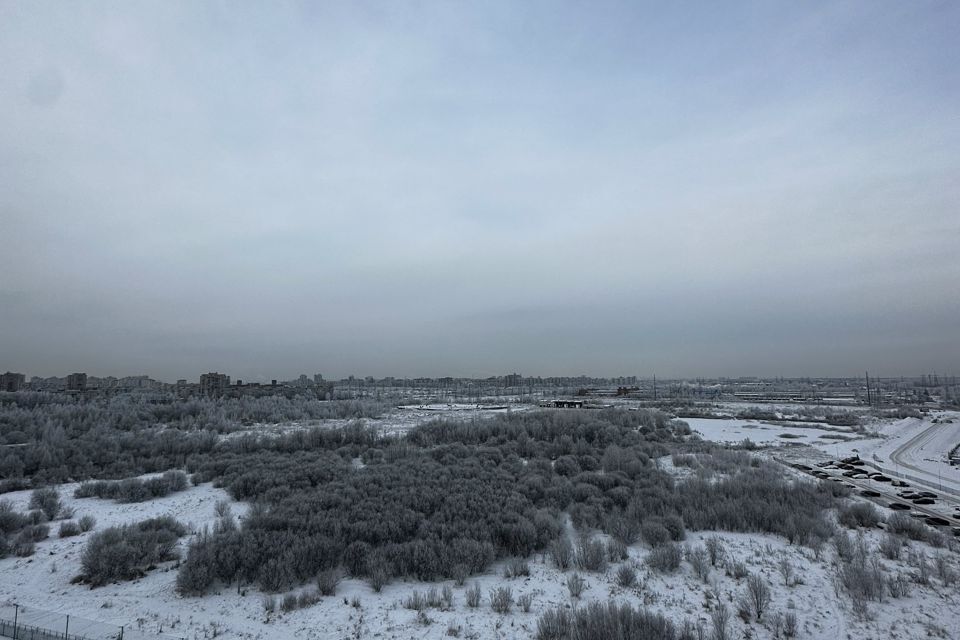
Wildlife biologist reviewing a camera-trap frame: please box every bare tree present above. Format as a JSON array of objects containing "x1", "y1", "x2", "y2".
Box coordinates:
[
  {"x1": 746, "y1": 574, "x2": 772, "y2": 621},
  {"x1": 778, "y1": 557, "x2": 793, "y2": 586}
]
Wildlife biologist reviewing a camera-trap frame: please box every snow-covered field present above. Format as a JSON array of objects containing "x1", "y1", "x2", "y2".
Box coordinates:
[
  {"x1": 3, "y1": 478, "x2": 960, "y2": 640},
  {"x1": 681, "y1": 417, "x2": 858, "y2": 446},
  {"x1": 3, "y1": 408, "x2": 960, "y2": 640},
  {"x1": 226, "y1": 404, "x2": 533, "y2": 440}
]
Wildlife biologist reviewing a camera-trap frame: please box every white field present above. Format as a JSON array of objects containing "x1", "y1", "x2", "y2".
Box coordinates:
[
  {"x1": 2, "y1": 476, "x2": 960, "y2": 640},
  {"x1": 681, "y1": 417, "x2": 858, "y2": 446},
  {"x1": 3, "y1": 409, "x2": 960, "y2": 639}
]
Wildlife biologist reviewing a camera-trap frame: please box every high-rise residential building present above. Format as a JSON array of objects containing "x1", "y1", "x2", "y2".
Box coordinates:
[
  {"x1": 66, "y1": 372, "x2": 87, "y2": 392},
  {"x1": 199, "y1": 372, "x2": 230, "y2": 397},
  {"x1": 0, "y1": 372, "x2": 26, "y2": 392}
]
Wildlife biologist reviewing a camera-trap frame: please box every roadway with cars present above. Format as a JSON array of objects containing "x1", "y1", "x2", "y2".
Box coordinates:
[{"x1": 782, "y1": 458, "x2": 960, "y2": 534}]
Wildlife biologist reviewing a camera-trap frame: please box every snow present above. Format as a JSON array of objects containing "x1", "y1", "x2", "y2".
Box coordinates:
[
  {"x1": 681, "y1": 417, "x2": 858, "y2": 446},
  {"x1": 4, "y1": 478, "x2": 960, "y2": 640}
]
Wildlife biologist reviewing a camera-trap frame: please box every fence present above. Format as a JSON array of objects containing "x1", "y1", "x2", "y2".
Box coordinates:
[{"x1": 0, "y1": 605, "x2": 184, "y2": 640}]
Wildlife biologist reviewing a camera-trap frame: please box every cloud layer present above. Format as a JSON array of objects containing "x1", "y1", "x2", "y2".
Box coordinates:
[{"x1": 1, "y1": 1, "x2": 958, "y2": 380}]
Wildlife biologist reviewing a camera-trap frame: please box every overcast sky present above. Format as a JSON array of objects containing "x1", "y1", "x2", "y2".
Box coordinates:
[{"x1": 1, "y1": 1, "x2": 958, "y2": 381}]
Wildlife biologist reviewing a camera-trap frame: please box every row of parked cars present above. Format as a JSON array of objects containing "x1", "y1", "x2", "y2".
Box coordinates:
[{"x1": 789, "y1": 456, "x2": 960, "y2": 536}]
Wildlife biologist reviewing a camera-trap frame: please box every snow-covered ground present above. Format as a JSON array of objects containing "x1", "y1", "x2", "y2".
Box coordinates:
[
  {"x1": 794, "y1": 411, "x2": 960, "y2": 500},
  {"x1": 224, "y1": 404, "x2": 534, "y2": 440},
  {"x1": 682, "y1": 417, "x2": 858, "y2": 446},
  {"x1": 3, "y1": 479, "x2": 960, "y2": 640}
]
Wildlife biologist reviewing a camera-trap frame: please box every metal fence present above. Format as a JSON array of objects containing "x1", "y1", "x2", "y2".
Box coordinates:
[{"x1": 0, "y1": 606, "x2": 183, "y2": 640}]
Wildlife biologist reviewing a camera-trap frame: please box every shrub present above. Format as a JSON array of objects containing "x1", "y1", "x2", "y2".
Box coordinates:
[
  {"x1": 518, "y1": 592, "x2": 534, "y2": 613},
  {"x1": 29, "y1": 488, "x2": 60, "y2": 520},
  {"x1": 21, "y1": 523, "x2": 49, "y2": 542},
  {"x1": 14, "y1": 541, "x2": 35, "y2": 557},
  {"x1": 465, "y1": 582, "x2": 481, "y2": 608},
  {"x1": 783, "y1": 611, "x2": 797, "y2": 638},
  {"x1": 616, "y1": 564, "x2": 637, "y2": 588},
  {"x1": 606, "y1": 539, "x2": 628, "y2": 562},
  {"x1": 78, "y1": 515, "x2": 96, "y2": 532},
  {"x1": 280, "y1": 593, "x2": 298, "y2": 612},
  {"x1": 298, "y1": 589, "x2": 320, "y2": 608},
  {"x1": 262, "y1": 595, "x2": 276, "y2": 614},
  {"x1": 549, "y1": 537, "x2": 573, "y2": 570},
  {"x1": 403, "y1": 590, "x2": 427, "y2": 611},
  {"x1": 59, "y1": 521, "x2": 81, "y2": 538},
  {"x1": 536, "y1": 601, "x2": 682, "y2": 640},
  {"x1": 838, "y1": 503, "x2": 881, "y2": 529},
  {"x1": 879, "y1": 533, "x2": 902, "y2": 560},
  {"x1": 81, "y1": 517, "x2": 187, "y2": 586},
  {"x1": 647, "y1": 543, "x2": 682, "y2": 573},
  {"x1": 316, "y1": 568, "x2": 341, "y2": 596},
  {"x1": 705, "y1": 536, "x2": 724, "y2": 567},
  {"x1": 710, "y1": 603, "x2": 730, "y2": 640},
  {"x1": 368, "y1": 565, "x2": 389, "y2": 592},
  {"x1": 575, "y1": 537, "x2": 608, "y2": 572},
  {"x1": 725, "y1": 560, "x2": 748, "y2": 580},
  {"x1": 504, "y1": 557, "x2": 530, "y2": 578},
  {"x1": 490, "y1": 586, "x2": 513, "y2": 614},
  {"x1": 566, "y1": 573, "x2": 586, "y2": 598},
  {"x1": 640, "y1": 521, "x2": 671, "y2": 548},
  {"x1": 687, "y1": 545, "x2": 710, "y2": 582},
  {"x1": 887, "y1": 513, "x2": 934, "y2": 542}
]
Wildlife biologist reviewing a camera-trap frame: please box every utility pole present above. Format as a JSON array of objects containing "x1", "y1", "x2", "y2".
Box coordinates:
[{"x1": 866, "y1": 371, "x2": 872, "y2": 406}]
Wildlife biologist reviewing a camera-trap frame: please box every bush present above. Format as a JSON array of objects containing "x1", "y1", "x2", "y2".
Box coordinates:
[
  {"x1": 575, "y1": 537, "x2": 608, "y2": 572},
  {"x1": 640, "y1": 521, "x2": 671, "y2": 548},
  {"x1": 368, "y1": 564, "x2": 389, "y2": 592},
  {"x1": 887, "y1": 513, "x2": 935, "y2": 542},
  {"x1": 879, "y1": 532, "x2": 902, "y2": 560},
  {"x1": 465, "y1": 582, "x2": 482, "y2": 608},
  {"x1": 490, "y1": 586, "x2": 513, "y2": 614},
  {"x1": 75, "y1": 471, "x2": 190, "y2": 504},
  {"x1": 687, "y1": 545, "x2": 710, "y2": 582},
  {"x1": 566, "y1": 573, "x2": 586, "y2": 598},
  {"x1": 606, "y1": 539, "x2": 628, "y2": 562},
  {"x1": 518, "y1": 592, "x2": 534, "y2": 613},
  {"x1": 59, "y1": 521, "x2": 81, "y2": 538},
  {"x1": 616, "y1": 564, "x2": 637, "y2": 588},
  {"x1": 82, "y1": 516, "x2": 187, "y2": 586},
  {"x1": 262, "y1": 595, "x2": 276, "y2": 614},
  {"x1": 725, "y1": 560, "x2": 748, "y2": 580},
  {"x1": 549, "y1": 537, "x2": 573, "y2": 570},
  {"x1": 536, "y1": 601, "x2": 683, "y2": 640},
  {"x1": 504, "y1": 557, "x2": 530, "y2": 578},
  {"x1": 78, "y1": 515, "x2": 96, "y2": 532},
  {"x1": 316, "y1": 568, "x2": 341, "y2": 596},
  {"x1": 280, "y1": 593, "x2": 298, "y2": 612},
  {"x1": 838, "y1": 503, "x2": 882, "y2": 529},
  {"x1": 711, "y1": 603, "x2": 730, "y2": 640},
  {"x1": 647, "y1": 543, "x2": 682, "y2": 573},
  {"x1": 783, "y1": 611, "x2": 797, "y2": 638},
  {"x1": 29, "y1": 488, "x2": 60, "y2": 520}
]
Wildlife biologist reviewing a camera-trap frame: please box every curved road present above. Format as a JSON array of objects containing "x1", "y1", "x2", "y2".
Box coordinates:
[{"x1": 883, "y1": 418, "x2": 960, "y2": 502}]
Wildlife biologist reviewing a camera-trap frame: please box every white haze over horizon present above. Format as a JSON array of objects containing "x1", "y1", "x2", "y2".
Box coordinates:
[{"x1": 1, "y1": 1, "x2": 958, "y2": 381}]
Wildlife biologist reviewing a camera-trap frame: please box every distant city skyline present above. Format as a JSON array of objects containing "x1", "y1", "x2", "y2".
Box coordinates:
[{"x1": 2, "y1": 2, "x2": 958, "y2": 379}]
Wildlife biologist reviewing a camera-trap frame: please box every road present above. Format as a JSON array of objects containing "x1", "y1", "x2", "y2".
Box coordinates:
[
  {"x1": 885, "y1": 418, "x2": 960, "y2": 500},
  {"x1": 780, "y1": 459, "x2": 960, "y2": 529}
]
